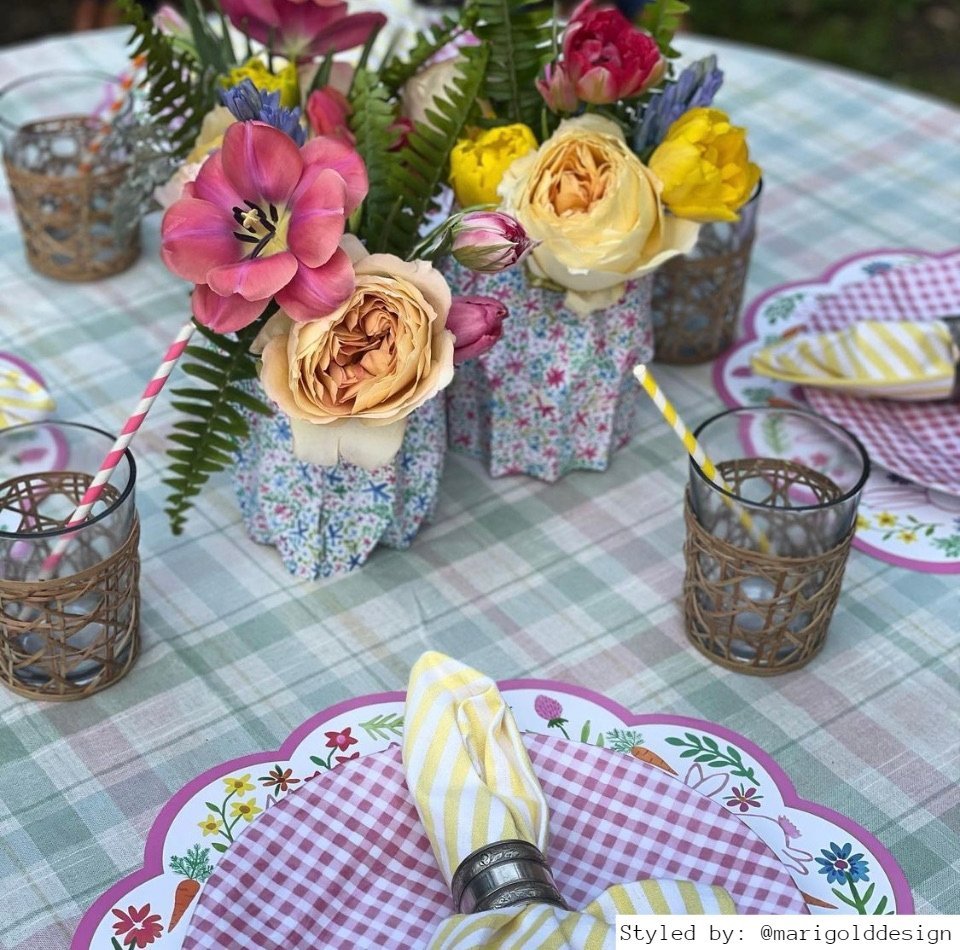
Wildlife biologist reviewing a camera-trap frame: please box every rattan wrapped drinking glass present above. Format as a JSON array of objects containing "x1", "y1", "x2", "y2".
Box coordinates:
[
  {"x1": 0, "y1": 422, "x2": 140, "y2": 700},
  {"x1": 684, "y1": 407, "x2": 869, "y2": 675},
  {"x1": 652, "y1": 183, "x2": 761, "y2": 365},
  {"x1": 0, "y1": 71, "x2": 141, "y2": 281}
]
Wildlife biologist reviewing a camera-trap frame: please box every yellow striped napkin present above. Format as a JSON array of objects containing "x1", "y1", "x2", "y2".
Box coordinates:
[
  {"x1": 751, "y1": 319, "x2": 959, "y2": 401},
  {"x1": 402, "y1": 653, "x2": 736, "y2": 950},
  {"x1": 0, "y1": 364, "x2": 55, "y2": 429}
]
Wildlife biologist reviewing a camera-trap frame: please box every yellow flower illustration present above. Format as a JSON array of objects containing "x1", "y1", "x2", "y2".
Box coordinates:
[
  {"x1": 876, "y1": 512, "x2": 897, "y2": 528},
  {"x1": 229, "y1": 798, "x2": 263, "y2": 822},
  {"x1": 221, "y1": 58, "x2": 300, "y2": 109},
  {"x1": 897, "y1": 529, "x2": 918, "y2": 544},
  {"x1": 856, "y1": 514, "x2": 870, "y2": 531},
  {"x1": 222, "y1": 773, "x2": 255, "y2": 795},
  {"x1": 649, "y1": 107, "x2": 760, "y2": 222},
  {"x1": 198, "y1": 814, "x2": 223, "y2": 836},
  {"x1": 449, "y1": 124, "x2": 538, "y2": 208}
]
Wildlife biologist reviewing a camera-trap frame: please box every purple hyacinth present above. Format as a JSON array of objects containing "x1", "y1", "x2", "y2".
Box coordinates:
[
  {"x1": 631, "y1": 55, "x2": 724, "y2": 155},
  {"x1": 220, "y1": 79, "x2": 307, "y2": 146}
]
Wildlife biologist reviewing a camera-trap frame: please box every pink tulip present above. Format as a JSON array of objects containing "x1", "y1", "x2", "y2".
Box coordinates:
[
  {"x1": 536, "y1": 63, "x2": 579, "y2": 114},
  {"x1": 447, "y1": 295, "x2": 509, "y2": 363},
  {"x1": 161, "y1": 121, "x2": 368, "y2": 331},
  {"x1": 451, "y1": 211, "x2": 536, "y2": 273},
  {"x1": 558, "y1": 1, "x2": 664, "y2": 105},
  {"x1": 306, "y1": 87, "x2": 354, "y2": 143},
  {"x1": 221, "y1": 0, "x2": 386, "y2": 61}
]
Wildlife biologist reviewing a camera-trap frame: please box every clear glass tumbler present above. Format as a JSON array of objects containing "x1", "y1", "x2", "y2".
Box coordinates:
[
  {"x1": 0, "y1": 70, "x2": 141, "y2": 280},
  {"x1": 684, "y1": 406, "x2": 869, "y2": 674},
  {"x1": 0, "y1": 421, "x2": 140, "y2": 699}
]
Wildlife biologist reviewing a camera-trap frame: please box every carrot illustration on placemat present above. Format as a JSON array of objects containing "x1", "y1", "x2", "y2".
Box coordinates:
[
  {"x1": 606, "y1": 729, "x2": 678, "y2": 775},
  {"x1": 168, "y1": 845, "x2": 214, "y2": 931}
]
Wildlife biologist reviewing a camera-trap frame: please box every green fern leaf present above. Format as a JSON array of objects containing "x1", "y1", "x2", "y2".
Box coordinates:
[
  {"x1": 118, "y1": 0, "x2": 220, "y2": 158},
  {"x1": 640, "y1": 0, "x2": 690, "y2": 58},
  {"x1": 164, "y1": 319, "x2": 272, "y2": 535},
  {"x1": 383, "y1": 43, "x2": 489, "y2": 258},
  {"x1": 348, "y1": 70, "x2": 403, "y2": 254},
  {"x1": 469, "y1": 0, "x2": 553, "y2": 129}
]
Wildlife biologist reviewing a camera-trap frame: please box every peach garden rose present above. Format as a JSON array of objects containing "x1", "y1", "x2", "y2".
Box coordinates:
[{"x1": 257, "y1": 236, "x2": 456, "y2": 470}]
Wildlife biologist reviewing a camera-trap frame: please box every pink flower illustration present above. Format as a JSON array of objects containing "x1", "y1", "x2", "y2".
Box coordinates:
[
  {"x1": 725, "y1": 784, "x2": 763, "y2": 813},
  {"x1": 324, "y1": 727, "x2": 359, "y2": 751},
  {"x1": 111, "y1": 903, "x2": 164, "y2": 947},
  {"x1": 161, "y1": 122, "x2": 367, "y2": 331},
  {"x1": 534, "y1": 695, "x2": 563, "y2": 721}
]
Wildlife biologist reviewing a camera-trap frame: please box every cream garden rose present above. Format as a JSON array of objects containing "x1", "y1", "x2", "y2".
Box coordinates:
[
  {"x1": 257, "y1": 236, "x2": 455, "y2": 470},
  {"x1": 498, "y1": 114, "x2": 700, "y2": 314}
]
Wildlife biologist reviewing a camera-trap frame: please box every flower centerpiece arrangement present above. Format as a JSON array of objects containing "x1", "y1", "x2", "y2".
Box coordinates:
[
  {"x1": 440, "y1": 0, "x2": 762, "y2": 479},
  {"x1": 118, "y1": 0, "x2": 541, "y2": 576}
]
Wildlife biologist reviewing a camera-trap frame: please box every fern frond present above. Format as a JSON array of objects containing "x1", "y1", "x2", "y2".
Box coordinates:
[
  {"x1": 163, "y1": 320, "x2": 272, "y2": 535},
  {"x1": 640, "y1": 0, "x2": 690, "y2": 58},
  {"x1": 180, "y1": 0, "x2": 237, "y2": 75},
  {"x1": 469, "y1": 0, "x2": 552, "y2": 129},
  {"x1": 118, "y1": 0, "x2": 220, "y2": 158},
  {"x1": 385, "y1": 44, "x2": 489, "y2": 258},
  {"x1": 380, "y1": 8, "x2": 479, "y2": 93},
  {"x1": 348, "y1": 70, "x2": 404, "y2": 254}
]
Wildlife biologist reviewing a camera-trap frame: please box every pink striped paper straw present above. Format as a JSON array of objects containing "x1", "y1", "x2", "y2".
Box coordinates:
[{"x1": 40, "y1": 320, "x2": 195, "y2": 578}]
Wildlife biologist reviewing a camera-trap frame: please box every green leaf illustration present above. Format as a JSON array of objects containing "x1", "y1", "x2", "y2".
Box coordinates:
[
  {"x1": 359, "y1": 712, "x2": 405, "y2": 741},
  {"x1": 663, "y1": 734, "x2": 758, "y2": 783}
]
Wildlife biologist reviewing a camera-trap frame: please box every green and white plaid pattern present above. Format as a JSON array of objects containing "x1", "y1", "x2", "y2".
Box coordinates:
[{"x1": 1, "y1": 22, "x2": 959, "y2": 950}]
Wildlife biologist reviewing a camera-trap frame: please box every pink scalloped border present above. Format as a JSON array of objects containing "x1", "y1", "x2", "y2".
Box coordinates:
[
  {"x1": 74, "y1": 681, "x2": 914, "y2": 946},
  {"x1": 712, "y1": 246, "x2": 960, "y2": 574}
]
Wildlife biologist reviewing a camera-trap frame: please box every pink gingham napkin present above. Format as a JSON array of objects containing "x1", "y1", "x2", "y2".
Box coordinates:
[
  {"x1": 182, "y1": 735, "x2": 805, "y2": 950},
  {"x1": 800, "y1": 252, "x2": 960, "y2": 495}
]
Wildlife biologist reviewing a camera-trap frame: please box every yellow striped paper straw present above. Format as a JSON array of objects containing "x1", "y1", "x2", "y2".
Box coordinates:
[{"x1": 632, "y1": 364, "x2": 769, "y2": 553}]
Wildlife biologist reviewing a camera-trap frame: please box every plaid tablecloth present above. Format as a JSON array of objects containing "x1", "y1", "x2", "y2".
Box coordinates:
[{"x1": 1, "y1": 21, "x2": 958, "y2": 950}]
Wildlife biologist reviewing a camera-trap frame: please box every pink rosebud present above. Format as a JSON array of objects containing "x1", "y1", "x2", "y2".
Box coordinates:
[
  {"x1": 561, "y1": 1, "x2": 664, "y2": 105},
  {"x1": 451, "y1": 211, "x2": 536, "y2": 273},
  {"x1": 536, "y1": 62, "x2": 579, "y2": 114},
  {"x1": 447, "y1": 295, "x2": 508, "y2": 363},
  {"x1": 387, "y1": 115, "x2": 414, "y2": 152},
  {"x1": 306, "y1": 87, "x2": 354, "y2": 143},
  {"x1": 534, "y1": 695, "x2": 564, "y2": 721}
]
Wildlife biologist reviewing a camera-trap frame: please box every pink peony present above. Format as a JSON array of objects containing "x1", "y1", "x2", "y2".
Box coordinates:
[
  {"x1": 447, "y1": 295, "x2": 508, "y2": 363},
  {"x1": 161, "y1": 121, "x2": 367, "y2": 331},
  {"x1": 559, "y1": 1, "x2": 664, "y2": 105},
  {"x1": 221, "y1": 0, "x2": 385, "y2": 61}
]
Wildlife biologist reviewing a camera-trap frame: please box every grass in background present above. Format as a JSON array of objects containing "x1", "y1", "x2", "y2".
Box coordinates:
[{"x1": 688, "y1": 0, "x2": 960, "y2": 103}]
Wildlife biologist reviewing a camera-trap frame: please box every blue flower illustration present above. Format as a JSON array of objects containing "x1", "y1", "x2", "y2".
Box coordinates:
[{"x1": 816, "y1": 842, "x2": 870, "y2": 884}]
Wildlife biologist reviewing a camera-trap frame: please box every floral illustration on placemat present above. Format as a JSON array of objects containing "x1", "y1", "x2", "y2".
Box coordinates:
[
  {"x1": 83, "y1": 689, "x2": 911, "y2": 947},
  {"x1": 166, "y1": 846, "x2": 214, "y2": 933},
  {"x1": 110, "y1": 902, "x2": 164, "y2": 948},
  {"x1": 196, "y1": 775, "x2": 262, "y2": 853},
  {"x1": 817, "y1": 842, "x2": 892, "y2": 915}
]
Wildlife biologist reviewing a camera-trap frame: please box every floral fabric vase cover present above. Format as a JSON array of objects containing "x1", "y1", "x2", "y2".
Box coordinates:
[
  {"x1": 443, "y1": 259, "x2": 655, "y2": 481},
  {"x1": 232, "y1": 381, "x2": 446, "y2": 580}
]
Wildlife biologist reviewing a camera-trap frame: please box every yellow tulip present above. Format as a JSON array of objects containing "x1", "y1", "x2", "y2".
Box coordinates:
[
  {"x1": 221, "y1": 58, "x2": 300, "y2": 109},
  {"x1": 649, "y1": 107, "x2": 761, "y2": 223},
  {"x1": 448, "y1": 124, "x2": 538, "y2": 208}
]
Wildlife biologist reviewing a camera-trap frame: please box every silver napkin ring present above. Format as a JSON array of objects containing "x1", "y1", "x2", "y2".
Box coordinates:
[
  {"x1": 944, "y1": 317, "x2": 960, "y2": 402},
  {"x1": 451, "y1": 840, "x2": 569, "y2": 915}
]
